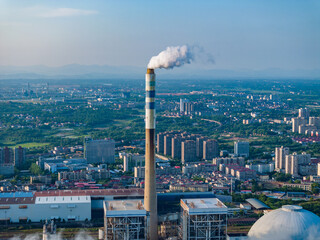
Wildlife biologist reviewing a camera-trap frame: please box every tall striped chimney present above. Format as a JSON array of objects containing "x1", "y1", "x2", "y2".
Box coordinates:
[{"x1": 144, "y1": 68, "x2": 158, "y2": 239}]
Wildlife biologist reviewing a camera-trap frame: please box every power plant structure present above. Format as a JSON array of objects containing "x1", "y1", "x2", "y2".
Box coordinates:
[
  {"x1": 104, "y1": 200, "x2": 147, "y2": 240},
  {"x1": 179, "y1": 198, "x2": 228, "y2": 240},
  {"x1": 144, "y1": 68, "x2": 158, "y2": 239}
]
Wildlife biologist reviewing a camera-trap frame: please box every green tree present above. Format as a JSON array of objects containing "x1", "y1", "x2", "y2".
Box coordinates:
[
  {"x1": 30, "y1": 163, "x2": 42, "y2": 175},
  {"x1": 312, "y1": 183, "x2": 320, "y2": 194}
]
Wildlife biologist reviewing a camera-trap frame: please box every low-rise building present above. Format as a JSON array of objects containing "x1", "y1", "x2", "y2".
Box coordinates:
[
  {"x1": 169, "y1": 184, "x2": 209, "y2": 192},
  {"x1": 281, "y1": 182, "x2": 312, "y2": 191},
  {"x1": 245, "y1": 163, "x2": 274, "y2": 173}
]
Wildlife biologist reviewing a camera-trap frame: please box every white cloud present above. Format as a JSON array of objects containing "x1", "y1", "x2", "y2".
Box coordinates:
[{"x1": 38, "y1": 8, "x2": 98, "y2": 18}]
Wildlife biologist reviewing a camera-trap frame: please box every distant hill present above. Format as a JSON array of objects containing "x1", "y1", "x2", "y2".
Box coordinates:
[{"x1": 0, "y1": 64, "x2": 319, "y2": 80}]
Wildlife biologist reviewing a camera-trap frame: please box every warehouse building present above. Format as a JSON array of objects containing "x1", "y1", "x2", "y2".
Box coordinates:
[
  {"x1": 0, "y1": 189, "x2": 144, "y2": 223},
  {"x1": 0, "y1": 194, "x2": 91, "y2": 222}
]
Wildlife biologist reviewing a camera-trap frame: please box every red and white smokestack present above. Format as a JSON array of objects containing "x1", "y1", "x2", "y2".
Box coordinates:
[{"x1": 145, "y1": 68, "x2": 158, "y2": 239}]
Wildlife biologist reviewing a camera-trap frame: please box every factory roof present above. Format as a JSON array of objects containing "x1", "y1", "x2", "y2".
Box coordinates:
[
  {"x1": 104, "y1": 200, "x2": 147, "y2": 217},
  {"x1": 36, "y1": 195, "x2": 90, "y2": 204},
  {"x1": 0, "y1": 192, "x2": 34, "y2": 198},
  {"x1": 180, "y1": 198, "x2": 228, "y2": 214},
  {"x1": 246, "y1": 198, "x2": 270, "y2": 210},
  {"x1": 0, "y1": 197, "x2": 35, "y2": 205},
  {"x1": 34, "y1": 188, "x2": 144, "y2": 197}
]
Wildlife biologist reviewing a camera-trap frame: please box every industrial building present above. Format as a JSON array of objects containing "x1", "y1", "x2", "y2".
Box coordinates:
[
  {"x1": 0, "y1": 189, "x2": 144, "y2": 223},
  {"x1": 179, "y1": 198, "x2": 228, "y2": 240},
  {"x1": 248, "y1": 205, "x2": 320, "y2": 240},
  {"x1": 144, "y1": 68, "x2": 158, "y2": 239},
  {"x1": 0, "y1": 194, "x2": 91, "y2": 222},
  {"x1": 104, "y1": 200, "x2": 147, "y2": 240},
  {"x1": 245, "y1": 198, "x2": 270, "y2": 210}
]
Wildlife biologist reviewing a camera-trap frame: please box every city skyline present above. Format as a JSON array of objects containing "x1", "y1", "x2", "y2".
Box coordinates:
[{"x1": 1, "y1": 1, "x2": 320, "y2": 239}]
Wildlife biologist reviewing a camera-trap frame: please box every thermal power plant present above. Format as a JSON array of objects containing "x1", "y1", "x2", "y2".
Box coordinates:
[
  {"x1": 143, "y1": 45, "x2": 197, "y2": 239},
  {"x1": 144, "y1": 68, "x2": 158, "y2": 240},
  {"x1": 104, "y1": 200, "x2": 147, "y2": 240},
  {"x1": 180, "y1": 198, "x2": 228, "y2": 239}
]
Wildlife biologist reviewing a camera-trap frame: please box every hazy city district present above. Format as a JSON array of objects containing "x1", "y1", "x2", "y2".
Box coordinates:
[
  {"x1": 1, "y1": 0, "x2": 320, "y2": 239},
  {"x1": 0, "y1": 75, "x2": 320, "y2": 239}
]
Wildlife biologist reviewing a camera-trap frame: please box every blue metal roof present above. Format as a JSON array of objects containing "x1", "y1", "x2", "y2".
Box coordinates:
[{"x1": 0, "y1": 192, "x2": 34, "y2": 198}]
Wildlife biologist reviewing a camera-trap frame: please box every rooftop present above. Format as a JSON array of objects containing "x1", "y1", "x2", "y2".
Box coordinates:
[
  {"x1": 0, "y1": 197, "x2": 35, "y2": 205},
  {"x1": 35, "y1": 195, "x2": 90, "y2": 204},
  {"x1": 105, "y1": 200, "x2": 147, "y2": 217},
  {"x1": 106, "y1": 200, "x2": 144, "y2": 211},
  {"x1": 246, "y1": 198, "x2": 270, "y2": 210},
  {"x1": 181, "y1": 198, "x2": 228, "y2": 214},
  {"x1": 35, "y1": 188, "x2": 143, "y2": 197},
  {"x1": 0, "y1": 192, "x2": 34, "y2": 198}
]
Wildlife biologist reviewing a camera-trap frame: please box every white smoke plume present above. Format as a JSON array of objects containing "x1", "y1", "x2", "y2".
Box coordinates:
[{"x1": 147, "y1": 45, "x2": 213, "y2": 69}]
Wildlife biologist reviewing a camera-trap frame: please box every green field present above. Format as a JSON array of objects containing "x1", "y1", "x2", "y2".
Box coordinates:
[{"x1": 7, "y1": 142, "x2": 50, "y2": 148}]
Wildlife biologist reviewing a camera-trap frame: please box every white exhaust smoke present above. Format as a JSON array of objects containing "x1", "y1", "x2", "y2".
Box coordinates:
[
  {"x1": 148, "y1": 45, "x2": 214, "y2": 70},
  {"x1": 9, "y1": 231, "x2": 94, "y2": 240},
  {"x1": 148, "y1": 45, "x2": 193, "y2": 69}
]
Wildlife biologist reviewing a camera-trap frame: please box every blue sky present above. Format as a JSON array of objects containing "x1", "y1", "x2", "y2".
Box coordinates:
[{"x1": 0, "y1": 0, "x2": 319, "y2": 70}]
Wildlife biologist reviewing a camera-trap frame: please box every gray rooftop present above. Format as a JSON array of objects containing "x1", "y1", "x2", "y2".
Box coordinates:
[{"x1": 246, "y1": 198, "x2": 270, "y2": 209}]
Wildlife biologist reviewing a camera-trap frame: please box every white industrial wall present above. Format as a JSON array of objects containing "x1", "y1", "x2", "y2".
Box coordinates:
[{"x1": 0, "y1": 202, "x2": 91, "y2": 223}]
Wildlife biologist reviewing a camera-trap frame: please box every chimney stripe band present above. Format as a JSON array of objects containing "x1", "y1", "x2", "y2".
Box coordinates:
[
  {"x1": 146, "y1": 102, "x2": 155, "y2": 109},
  {"x1": 147, "y1": 81, "x2": 155, "y2": 87},
  {"x1": 146, "y1": 86, "x2": 155, "y2": 91},
  {"x1": 146, "y1": 91, "x2": 155, "y2": 98}
]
